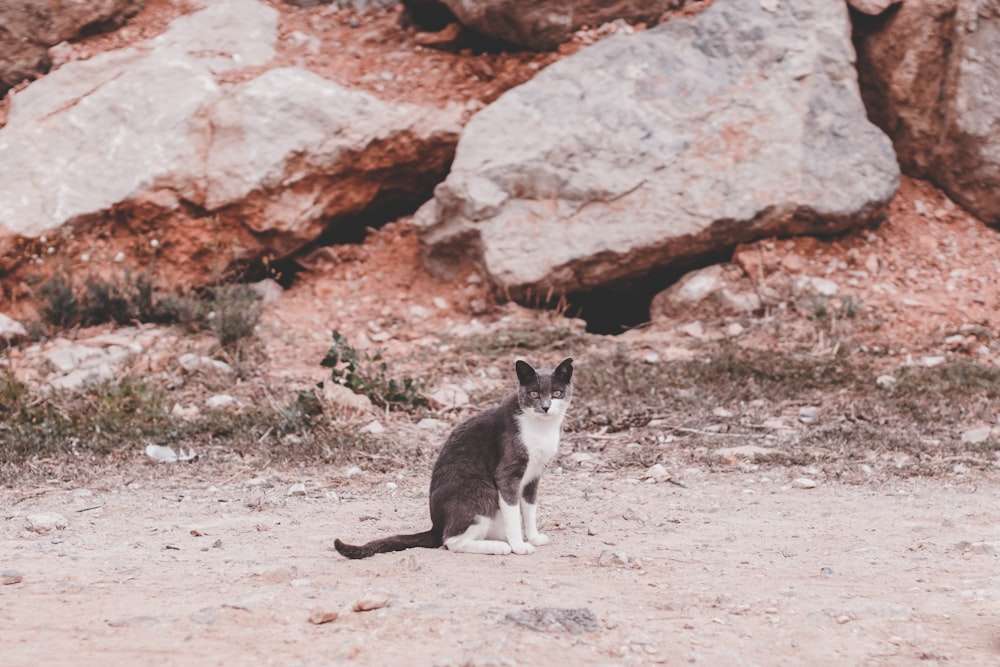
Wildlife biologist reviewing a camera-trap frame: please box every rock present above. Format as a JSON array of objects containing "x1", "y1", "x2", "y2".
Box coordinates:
[
  {"x1": 504, "y1": 607, "x2": 599, "y2": 634},
  {"x1": 791, "y1": 477, "x2": 817, "y2": 489},
  {"x1": 856, "y1": 0, "x2": 1000, "y2": 225},
  {"x1": 0, "y1": 313, "x2": 28, "y2": 340},
  {"x1": 651, "y1": 264, "x2": 761, "y2": 319},
  {"x1": 308, "y1": 608, "x2": 340, "y2": 625},
  {"x1": 287, "y1": 483, "x2": 307, "y2": 497},
  {"x1": 26, "y1": 512, "x2": 68, "y2": 534},
  {"x1": 418, "y1": 0, "x2": 898, "y2": 302},
  {"x1": 794, "y1": 276, "x2": 840, "y2": 298},
  {"x1": 644, "y1": 463, "x2": 670, "y2": 481},
  {"x1": 205, "y1": 394, "x2": 237, "y2": 409},
  {"x1": 249, "y1": 279, "x2": 283, "y2": 303},
  {"x1": 961, "y1": 426, "x2": 991, "y2": 445},
  {"x1": 353, "y1": 591, "x2": 389, "y2": 612},
  {"x1": 797, "y1": 406, "x2": 820, "y2": 424},
  {"x1": 598, "y1": 550, "x2": 629, "y2": 567},
  {"x1": 321, "y1": 382, "x2": 375, "y2": 414},
  {"x1": 426, "y1": 382, "x2": 470, "y2": 409},
  {"x1": 177, "y1": 354, "x2": 232, "y2": 375},
  {"x1": 0, "y1": 0, "x2": 144, "y2": 96},
  {"x1": 714, "y1": 445, "x2": 780, "y2": 461},
  {"x1": 360, "y1": 421, "x2": 385, "y2": 435},
  {"x1": 418, "y1": 0, "x2": 680, "y2": 50},
  {"x1": 145, "y1": 444, "x2": 197, "y2": 463},
  {"x1": 848, "y1": 0, "x2": 900, "y2": 15},
  {"x1": 417, "y1": 418, "x2": 448, "y2": 430},
  {"x1": 2, "y1": 570, "x2": 23, "y2": 585},
  {"x1": 0, "y1": 0, "x2": 460, "y2": 289},
  {"x1": 876, "y1": 374, "x2": 897, "y2": 389}
]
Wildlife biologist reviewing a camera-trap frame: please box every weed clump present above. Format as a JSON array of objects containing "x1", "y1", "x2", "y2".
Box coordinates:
[
  {"x1": 321, "y1": 330, "x2": 426, "y2": 411},
  {"x1": 36, "y1": 271, "x2": 263, "y2": 349}
]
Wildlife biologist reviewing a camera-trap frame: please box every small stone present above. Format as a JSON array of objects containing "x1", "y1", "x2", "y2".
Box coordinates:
[
  {"x1": 623, "y1": 507, "x2": 649, "y2": 523},
  {"x1": 836, "y1": 614, "x2": 852, "y2": 624},
  {"x1": 678, "y1": 321, "x2": 705, "y2": 339},
  {"x1": 791, "y1": 477, "x2": 817, "y2": 489},
  {"x1": 0, "y1": 313, "x2": 28, "y2": 340},
  {"x1": 920, "y1": 355, "x2": 946, "y2": 368},
  {"x1": 345, "y1": 465, "x2": 363, "y2": 477},
  {"x1": 426, "y1": 383, "x2": 470, "y2": 409},
  {"x1": 360, "y1": 421, "x2": 385, "y2": 435},
  {"x1": 246, "y1": 477, "x2": 269, "y2": 487},
  {"x1": 714, "y1": 445, "x2": 779, "y2": 460},
  {"x1": 417, "y1": 418, "x2": 447, "y2": 430},
  {"x1": 249, "y1": 278, "x2": 283, "y2": 303},
  {"x1": 797, "y1": 406, "x2": 820, "y2": 424},
  {"x1": 725, "y1": 322, "x2": 744, "y2": 337},
  {"x1": 205, "y1": 394, "x2": 237, "y2": 409},
  {"x1": 287, "y1": 483, "x2": 307, "y2": 497},
  {"x1": 876, "y1": 375, "x2": 896, "y2": 389},
  {"x1": 2, "y1": 570, "x2": 23, "y2": 585},
  {"x1": 353, "y1": 592, "x2": 389, "y2": 612},
  {"x1": 712, "y1": 407, "x2": 735, "y2": 418},
  {"x1": 191, "y1": 608, "x2": 216, "y2": 625},
  {"x1": 26, "y1": 512, "x2": 68, "y2": 534},
  {"x1": 961, "y1": 426, "x2": 991, "y2": 445},
  {"x1": 645, "y1": 463, "x2": 670, "y2": 481},
  {"x1": 308, "y1": 608, "x2": 339, "y2": 625},
  {"x1": 598, "y1": 550, "x2": 629, "y2": 567},
  {"x1": 432, "y1": 297, "x2": 448, "y2": 310},
  {"x1": 321, "y1": 382, "x2": 374, "y2": 414}
]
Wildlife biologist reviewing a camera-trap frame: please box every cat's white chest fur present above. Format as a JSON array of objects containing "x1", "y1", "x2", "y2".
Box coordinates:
[{"x1": 516, "y1": 409, "x2": 564, "y2": 484}]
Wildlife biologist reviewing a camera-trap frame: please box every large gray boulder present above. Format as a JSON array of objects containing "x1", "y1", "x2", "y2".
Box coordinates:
[
  {"x1": 0, "y1": 0, "x2": 459, "y2": 283},
  {"x1": 406, "y1": 0, "x2": 684, "y2": 49},
  {"x1": 417, "y1": 0, "x2": 900, "y2": 302},
  {"x1": 856, "y1": 0, "x2": 1000, "y2": 225},
  {"x1": 0, "y1": 0, "x2": 144, "y2": 95}
]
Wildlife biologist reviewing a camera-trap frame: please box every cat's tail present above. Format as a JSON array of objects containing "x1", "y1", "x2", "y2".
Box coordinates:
[{"x1": 334, "y1": 529, "x2": 440, "y2": 559}]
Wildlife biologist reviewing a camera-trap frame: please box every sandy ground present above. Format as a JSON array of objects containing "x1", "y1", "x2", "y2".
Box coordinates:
[{"x1": 4, "y1": 463, "x2": 1000, "y2": 666}]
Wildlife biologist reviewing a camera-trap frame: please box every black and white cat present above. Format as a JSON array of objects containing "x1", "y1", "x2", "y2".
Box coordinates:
[{"x1": 334, "y1": 358, "x2": 574, "y2": 558}]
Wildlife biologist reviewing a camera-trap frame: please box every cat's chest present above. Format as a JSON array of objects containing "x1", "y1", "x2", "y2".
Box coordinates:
[{"x1": 516, "y1": 414, "x2": 562, "y2": 481}]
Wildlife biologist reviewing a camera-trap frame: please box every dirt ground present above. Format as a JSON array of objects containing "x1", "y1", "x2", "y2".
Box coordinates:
[
  {"x1": 3, "y1": 463, "x2": 1000, "y2": 666},
  {"x1": 4, "y1": 2, "x2": 1000, "y2": 665}
]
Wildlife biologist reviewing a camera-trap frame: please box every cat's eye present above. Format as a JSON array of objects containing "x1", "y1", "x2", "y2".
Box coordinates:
[
  {"x1": 553, "y1": 390, "x2": 562, "y2": 398},
  {"x1": 529, "y1": 391, "x2": 539, "y2": 398}
]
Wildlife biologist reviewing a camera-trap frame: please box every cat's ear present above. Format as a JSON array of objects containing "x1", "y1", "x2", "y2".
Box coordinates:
[
  {"x1": 515, "y1": 360, "x2": 537, "y2": 386},
  {"x1": 554, "y1": 357, "x2": 574, "y2": 383}
]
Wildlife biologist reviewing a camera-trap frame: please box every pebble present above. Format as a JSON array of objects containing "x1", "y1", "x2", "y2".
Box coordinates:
[
  {"x1": 417, "y1": 418, "x2": 447, "y2": 430},
  {"x1": 2, "y1": 570, "x2": 23, "y2": 585},
  {"x1": 725, "y1": 322, "x2": 744, "y2": 337},
  {"x1": 345, "y1": 465, "x2": 364, "y2": 478},
  {"x1": 961, "y1": 426, "x2": 991, "y2": 445},
  {"x1": 308, "y1": 608, "x2": 339, "y2": 625},
  {"x1": 797, "y1": 406, "x2": 820, "y2": 424},
  {"x1": 791, "y1": 477, "x2": 817, "y2": 489},
  {"x1": 0, "y1": 313, "x2": 28, "y2": 340},
  {"x1": 714, "y1": 445, "x2": 779, "y2": 460},
  {"x1": 644, "y1": 463, "x2": 670, "y2": 481},
  {"x1": 205, "y1": 394, "x2": 237, "y2": 409},
  {"x1": 287, "y1": 483, "x2": 307, "y2": 497},
  {"x1": 598, "y1": 549, "x2": 629, "y2": 567},
  {"x1": 876, "y1": 374, "x2": 897, "y2": 389},
  {"x1": 26, "y1": 512, "x2": 69, "y2": 534},
  {"x1": 353, "y1": 591, "x2": 389, "y2": 612},
  {"x1": 360, "y1": 421, "x2": 385, "y2": 435}
]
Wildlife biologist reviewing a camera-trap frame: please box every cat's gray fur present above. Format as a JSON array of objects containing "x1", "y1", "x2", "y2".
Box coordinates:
[{"x1": 334, "y1": 357, "x2": 574, "y2": 558}]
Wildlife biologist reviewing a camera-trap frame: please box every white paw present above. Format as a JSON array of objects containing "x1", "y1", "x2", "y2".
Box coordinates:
[
  {"x1": 527, "y1": 533, "x2": 550, "y2": 547},
  {"x1": 496, "y1": 542, "x2": 513, "y2": 555},
  {"x1": 509, "y1": 541, "x2": 535, "y2": 555}
]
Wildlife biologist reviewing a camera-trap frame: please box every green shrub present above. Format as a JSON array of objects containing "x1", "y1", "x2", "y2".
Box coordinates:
[{"x1": 321, "y1": 330, "x2": 425, "y2": 411}]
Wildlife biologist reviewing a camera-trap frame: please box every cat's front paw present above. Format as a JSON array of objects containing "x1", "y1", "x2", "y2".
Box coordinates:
[
  {"x1": 509, "y1": 541, "x2": 536, "y2": 555},
  {"x1": 527, "y1": 533, "x2": 550, "y2": 547}
]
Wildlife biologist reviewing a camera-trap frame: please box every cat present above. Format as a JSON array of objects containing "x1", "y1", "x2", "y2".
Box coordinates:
[{"x1": 334, "y1": 357, "x2": 574, "y2": 558}]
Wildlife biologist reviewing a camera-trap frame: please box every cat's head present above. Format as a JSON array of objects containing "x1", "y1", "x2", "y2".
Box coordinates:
[{"x1": 515, "y1": 358, "x2": 573, "y2": 418}]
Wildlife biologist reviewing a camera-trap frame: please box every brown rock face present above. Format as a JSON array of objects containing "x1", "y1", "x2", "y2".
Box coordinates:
[
  {"x1": 855, "y1": 0, "x2": 1000, "y2": 225},
  {"x1": 0, "y1": 0, "x2": 144, "y2": 95}
]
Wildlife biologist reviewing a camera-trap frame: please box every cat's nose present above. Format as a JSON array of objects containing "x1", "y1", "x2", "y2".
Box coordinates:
[{"x1": 541, "y1": 405, "x2": 549, "y2": 413}]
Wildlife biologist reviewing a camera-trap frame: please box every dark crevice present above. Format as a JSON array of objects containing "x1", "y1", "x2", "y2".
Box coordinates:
[{"x1": 556, "y1": 250, "x2": 732, "y2": 335}]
